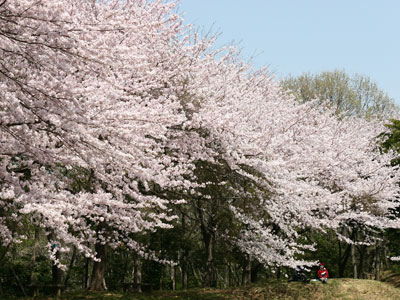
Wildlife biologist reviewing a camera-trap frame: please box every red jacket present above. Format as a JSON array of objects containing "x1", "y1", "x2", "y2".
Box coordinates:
[{"x1": 318, "y1": 267, "x2": 328, "y2": 278}]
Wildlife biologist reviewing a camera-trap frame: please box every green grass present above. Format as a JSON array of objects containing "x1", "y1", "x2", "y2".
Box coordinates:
[{"x1": 9, "y1": 278, "x2": 400, "y2": 300}]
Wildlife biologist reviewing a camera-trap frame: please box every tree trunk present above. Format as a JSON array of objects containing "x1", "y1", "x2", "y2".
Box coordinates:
[
  {"x1": 0, "y1": 276, "x2": 3, "y2": 297},
  {"x1": 133, "y1": 253, "x2": 142, "y2": 292},
  {"x1": 169, "y1": 264, "x2": 176, "y2": 290},
  {"x1": 180, "y1": 214, "x2": 188, "y2": 290},
  {"x1": 365, "y1": 247, "x2": 373, "y2": 279},
  {"x1": 383, "y1": 240, "x2": 389, "y2": 269},
  {"x1": 357, "y1": 245, "x2": 367, "y2": 279},
  {"x1": 230, "y1": 263, "x2": 241, "y2": 286},
  {"x1": 197, "y1": 201, "x2": 217, "y2": 288},
  {"x1": 241, "y1": 255, "x2": 252, "y2": 285},
  {"x1": 195, "y1": 197, "x2": 218, "y2": 288},
  {"x1": 159, "y1": 265, "x2": 164, "y2": 291},
  {"x1": 120, "y1": 250, "x2": 129, "y2": 288},
  {"x1": 89, "y1": 243, "x2": 107, "y2": 291},
  {"x1": 84, "y1": 253, "x2": 90, "y2": 289},
  {"x1": 375, "y1": 242, "x2": 381, "y2": 281},
  {"x1": 223, "y1": 264, "x2": 229, "y2": 288},
  {"x1": 11, "y1": 264, "x2": 27, "y2": 297},
  {"x1": 276, "y1": 267, "x2": 281, "y2": 280},
  {"x1": 338, "y1": 240, "x2": 351, "y2": 277},
  {"x1": 64, "y1": 246, "x2": 77, "y2": 289},
  {"x1": 52, "y1": 251, "x2": 63, "y2": 287},
  {"x1": 251, "y1": 262, "x2": 261, "y2": 283},
  {"x1": 48, "y1": 233, "x2": 63, "y2": 289},
  {"x1": 228, "y1": 262, "x2": 233, "y2": 287},
  {"x1": 188, "y1": 261, "x2": 200, "y2": 283},
  {"x1": 202, "y1": 230, "x2": 217, "y2": 287},
  {"x1": 30, "y1": 227, "x2": 40, "y2": 284},
  {"x1": 0, "y1": 244, "x2": 9, "y2": 265},
  {"x1": 181, "y1": 253, "x2": 188, "y2": 290},
  {"x1": 351, "y1": 244, "x2": 357, "y2": 279}
]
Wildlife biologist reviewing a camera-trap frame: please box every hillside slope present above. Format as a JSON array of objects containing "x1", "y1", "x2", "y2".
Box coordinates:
[{"x1": 223, "y1": 278, "x2": 400, "y2": 300}]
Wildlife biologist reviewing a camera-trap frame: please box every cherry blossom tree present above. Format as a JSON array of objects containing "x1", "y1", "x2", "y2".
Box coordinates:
[
  {"x1": 177, "y1": 43, "x2": 400, "y2": 270},
  {"x1": 0, "y1": 0, "x2": 203, "y2": 290}
]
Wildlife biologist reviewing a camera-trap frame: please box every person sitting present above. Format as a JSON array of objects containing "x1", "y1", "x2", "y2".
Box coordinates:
[
  {"x1": 317, "y1": 262, "x2": 329, "y2": 283},
  {"x1": 289, "y1": 266, "x2": 310, "y2": 283}
]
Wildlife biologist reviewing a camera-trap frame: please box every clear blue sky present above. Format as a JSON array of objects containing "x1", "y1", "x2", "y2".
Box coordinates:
[{"x1": 178, "y1": 0, "x2": 400, "y2": 104}]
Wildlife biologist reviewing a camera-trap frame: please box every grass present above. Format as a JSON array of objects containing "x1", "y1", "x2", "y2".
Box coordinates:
[{"x1": 9, "y1": 278, "x2": 400, "y2": 300}]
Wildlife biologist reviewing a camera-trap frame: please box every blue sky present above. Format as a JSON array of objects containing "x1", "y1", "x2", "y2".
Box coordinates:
[{"x1": 178, "y1": 0, "x2": 400, "y2": 104}]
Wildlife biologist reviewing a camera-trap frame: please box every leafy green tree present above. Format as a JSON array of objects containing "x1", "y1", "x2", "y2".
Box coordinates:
[
  {"x1": 282, "y1": 70, "x2": 396, "y2": 118},
  {"x1": 381, "y1": 119, "x2": 400, "y2": 166},
  {"x1": 379, "y1": 119, "x2": 400, "y2": 264}
]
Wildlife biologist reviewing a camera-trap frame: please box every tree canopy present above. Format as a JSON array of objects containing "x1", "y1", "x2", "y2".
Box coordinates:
[{"x1": 281, "y1": 70, "x2": 396, "y2": 118}]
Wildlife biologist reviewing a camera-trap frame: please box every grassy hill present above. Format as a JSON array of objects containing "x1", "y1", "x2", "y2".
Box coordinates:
[{"x1": 10, "y1": 278, "x2": 400, "y2": 300}]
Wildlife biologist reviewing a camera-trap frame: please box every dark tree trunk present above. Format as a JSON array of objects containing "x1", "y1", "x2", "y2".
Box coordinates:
[
  {"x1": 52, "y1": 254, "x2": 62, "y2": 286},
  {"x1": 181, "y1": 252, "x2": 188, "y2": 290},
  {"x1": 133, "y1": 253, "x2": 142, "y2": 292},
  {"x1": 251, "y1": 262, "x2": 261, "y2": 283},
  {"x1": 276, "y1": 267, "x2": 281, "y2": 280},
  {"x1": 159, "y1": 265, "x2": 164, "y2": 291},
  {"x1": 228, "y1": 263, "x2": 233, "y2": 287},
  {"x1": 169, "y1": 264, "x2": 176, "y2": 290},
  {"x1": 11, "y1": 264, "x2": 27, "y2": 297},
  {"x1": 375, "y1": 242, "x2": 381, "y2": 281},
  {"x1": 89, "y1": 243, "x2": 107, "y2": 291},
  {"x1": 365, "y1": 247, "x2": 373, "y2": 279},
  {"x1": 197, "y1": 202, "x2": 217, "y2": 288},
  {"x1": 383, "y1": 241, "x2": 389, "y2": 269},
  {"x1": 0, "y1": 244, "x2": 9, "y2": 265},
  {"x1": 357, "y1": 245, "x2": 367, "y2": 279},
  {"x1": 181, "y1": 253, "x2": 188, "y2": 290},
  {"x1": 30, "y1": 227, "x2": 40, "y2": 284},
  {"x1": 180, "y1": 214, "x2": 189, "y2": 290},
  {"x1": 120, "y1": 250, "x2": 129, "y2": 288},
  {"x1": 351, "y1": 244, "x2": 357, "y2": 279},
  {"x1": 338, "y1": 240, "x2": 351, "y2": 277},
  {"x1": 223, "y1": 264, "x2": 229, "y2": 288},
  {"x1": 64, "y1": 246, "x2": 77, "y2": 289},
  {"x1": 202, "y1": 230, "x2": 217, "y2": 287},
  {"x1": 241, "y1": 255, "x2": 252, "y2": 285},
  {"x1": 84, "y1": 253, "x2": 90, "y2": 289}
]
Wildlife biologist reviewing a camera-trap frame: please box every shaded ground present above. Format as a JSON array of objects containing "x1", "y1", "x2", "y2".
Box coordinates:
[
  {"x1": 8, "y1": 278, "x2": 400, "y2": 300},
  {"x1": 381, "y1": 270, "x2": 400, "y2": 289}
]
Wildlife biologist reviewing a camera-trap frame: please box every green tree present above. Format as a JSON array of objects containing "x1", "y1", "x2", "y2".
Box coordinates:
[
  {"x1": 282, "y1": 70, "x2": 396, "y2": 118},
  {"x1": 381, "y1": 119, "x2": 400, "y2": 166},
  {"x1": 379, "y1": 119, "x2": 400, "y2": 273}
]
